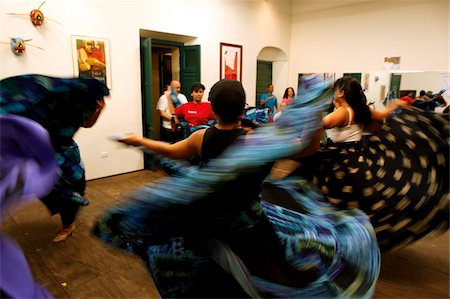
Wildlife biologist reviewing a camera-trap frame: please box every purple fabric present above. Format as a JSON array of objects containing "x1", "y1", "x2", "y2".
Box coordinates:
[
  {"x1": 0, "y1": 115, "x2": 57, "y2": 298},
  {"x1": 0, "y1": 235, "x2": 53, "y2": 298},
  {"x1": 0, "y1": 115, "x2": 57, "y2": 214}
]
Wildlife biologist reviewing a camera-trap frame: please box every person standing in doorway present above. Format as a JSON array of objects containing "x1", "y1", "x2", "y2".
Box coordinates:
[
  {"x1": 156, "y1": 80, "x2": 188, "y2": 143},
  {"x1": 260, "y1": 84, "x2": 278, "y2": 119}
]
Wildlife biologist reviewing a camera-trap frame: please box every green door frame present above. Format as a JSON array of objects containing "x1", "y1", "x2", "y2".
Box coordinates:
[
  {"x1": 140, "y1": 37, "x2": 155, "y2": 170},
  {"x1": 390, "y1": 73, "x2": 402, "y2": 98},
  {"x1": 140, "y1": 38, "x2": 200, "y2": 170},
  {"x1": 343, "y1": 73, "x2": 362, "y2": 83},
  {"x1": 256, "y1": 60, "x2": 272, "y2": 107}
]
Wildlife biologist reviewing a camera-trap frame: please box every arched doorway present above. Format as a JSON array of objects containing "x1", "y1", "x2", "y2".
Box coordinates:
[{"x1": 255, "y1": 47, "x2": 288, "y2": 107}]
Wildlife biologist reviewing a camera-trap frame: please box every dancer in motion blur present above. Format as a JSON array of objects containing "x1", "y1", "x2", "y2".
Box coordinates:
[
  {"x1": 1, "y1": 74, "x2": 109, "y2": 242},
  {"x1": 94, "y1": 75, "x2": 380, "y2": 298},
  {"x1": 290, "y1": 76, "x2": 449, "y2": 250}
]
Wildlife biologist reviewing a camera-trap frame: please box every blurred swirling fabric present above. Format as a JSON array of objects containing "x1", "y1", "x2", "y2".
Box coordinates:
[
  {"x1": 0, "y1": 115, "x2": 56, "y2": 298},
  {"x1": 0, "y1": 74, "x2": 109, "y2": 143},
  {"x1": 297, "y1": 106, "x2": 449, "y2": 251},
  {"x1": 0, "y1": 115, "x2": 57, "y2": 210},
  {"x1": 93, "y1": 75, "x2": 380, "y2": 298},
  {"x1": 1, "y1": 74, "x2": 109, "y2": 209}
]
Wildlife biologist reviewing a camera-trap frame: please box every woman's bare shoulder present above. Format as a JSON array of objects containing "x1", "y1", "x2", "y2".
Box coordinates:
[{"x1": 323, "y1": 107, "x2": 348, "y2": 129}]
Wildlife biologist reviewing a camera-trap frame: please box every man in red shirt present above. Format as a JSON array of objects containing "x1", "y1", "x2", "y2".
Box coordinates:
[
  {"x1": 398, "y1": 91, "x2": 415, "y2": 105},
  {"x1": 174, "y1": 83, "x2": 215, "y2": 129}
]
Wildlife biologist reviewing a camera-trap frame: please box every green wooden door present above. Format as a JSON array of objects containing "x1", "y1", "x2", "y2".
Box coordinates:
[
  {"x1": 256, "y1": 60, "x2": 272, "y2": 107},
  {"x1": 140, "y1": 37, "x2": 155, "y2": 170},
  {"x1": 343, "y1": 73, "x2": 362, "y2": 83},
  {"x1": 180, "y1": 45, "x2": 201, "y2": 98},
  {"x1": 390, "y1": 73, "x2": 402, "y2": 98}
]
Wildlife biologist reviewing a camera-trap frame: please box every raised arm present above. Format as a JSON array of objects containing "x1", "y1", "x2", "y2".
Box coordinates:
[
  {"x1": 166, "y1": 90, "x2": 184, "y2": 128},
  {"x1": 166, "y1": 89, "x2": 176, "y2": 115},
  {"x1": 260, "y1": 95, "x2": 274, "y2": 105},
  {"x1": 371, "y1": 99, "x2": 408, "y2": 122}
]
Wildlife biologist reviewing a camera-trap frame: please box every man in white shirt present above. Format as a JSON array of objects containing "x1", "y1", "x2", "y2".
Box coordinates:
[{"x1": 156, "y1": 80, "x2": 188, "y2": 142}]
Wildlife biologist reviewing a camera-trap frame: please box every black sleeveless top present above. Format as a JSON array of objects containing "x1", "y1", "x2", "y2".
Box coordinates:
[
  {"x1": 201, "y1": 127, "x2": 246, "y2": 163},
  {"x1": 197, "y1": 126, "x2": 273, "y2": 236}
]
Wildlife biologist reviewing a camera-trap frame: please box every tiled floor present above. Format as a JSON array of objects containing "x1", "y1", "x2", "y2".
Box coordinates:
[{"x1": 2, "y1": 168, "x2": 449, "y2": 298}]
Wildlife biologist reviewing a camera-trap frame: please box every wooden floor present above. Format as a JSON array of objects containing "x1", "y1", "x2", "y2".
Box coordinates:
[{"x1": 1, "y1": 168, "x2": 449, "y2": 298}]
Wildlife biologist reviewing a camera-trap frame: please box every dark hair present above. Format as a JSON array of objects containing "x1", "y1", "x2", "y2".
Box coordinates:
[
  {"x1": 208, "y1": 79, "x2": 246, "y2": 123},
  {"x1": 419, "y1": 90, "x2": 426, "y2": 96},
  {"x1": 333, "y1": 77, "x2": 372, "y2": 125},
  {"x1": 190, "y1": 82, "x2": 205, "y2": 93},
  {"x1": 283, "y1": 87, "x2": 295, "y2": 99}
]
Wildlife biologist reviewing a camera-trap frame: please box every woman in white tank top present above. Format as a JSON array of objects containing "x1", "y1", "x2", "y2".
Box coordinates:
[
  {"x1": 325, "y1": 107, "x2": 362, "y2": 143},
  {"x1": 323, "y1": 77, "x2": 398, "y2": 143}
]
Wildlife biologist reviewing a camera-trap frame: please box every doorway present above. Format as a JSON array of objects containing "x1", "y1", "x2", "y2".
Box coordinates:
[
  {"x1": 153, "y1": 46, "x2": 177, "y2": 98},
  {"x1": 390, "y1": 73, "x2": 402, "y2": 97},
  {"x1": 150, "y1": 43, "x2": 182, "y2": 142},
  {"x1": 139, "y1": 31, "x2": 200, "y2": 169},
  {"x1": 256, "y1": 60, "x2": 272, "y2": 107},
  {"x1": 255, "y1": 47, "x2": 288, "y2": 107}
]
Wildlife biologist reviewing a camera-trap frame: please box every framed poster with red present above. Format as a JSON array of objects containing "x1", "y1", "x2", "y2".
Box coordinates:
[
  {"x1": 71, "y1": 35, "x2": 112, "y2": 89},
  {"x1": 220, "y1": 42, "x2": 242, "y2": 81}
]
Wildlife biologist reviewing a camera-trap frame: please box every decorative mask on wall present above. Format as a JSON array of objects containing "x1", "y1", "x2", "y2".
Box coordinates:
[
  {"x1": 11, "y1": 37, "x2": 27, "y2": 55},
  {"x1": 7, "y1": 1, "x2": 61, "y2": 27},
  {"x1": 0, "y1": 38, "x2": 44, "y2": 55},
  {"x1": 30, "y1": 8, "x2": 44, "y2": 27}
]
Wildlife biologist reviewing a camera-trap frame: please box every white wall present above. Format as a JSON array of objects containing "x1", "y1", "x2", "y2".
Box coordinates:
[
  {"x1": 289, "y1": 0, "x2": 449, "y2": 88},
  {"x1": 0, "y1": 0, "x2": 292, "y2": 179},
  {"x1": 273, "y1": 61, "x2": 289, "y2": 101},
  {"x1": 400, "y1": 71, "x2": 441, "y2": 94}
]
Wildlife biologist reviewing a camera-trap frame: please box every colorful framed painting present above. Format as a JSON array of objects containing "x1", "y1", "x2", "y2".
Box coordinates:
[
  {"x1": 220, "y1": 42, "x2": 242, "y2": 81},
  {"x1": 71, "y1": 35, "x2": 111, "y2": 89}
]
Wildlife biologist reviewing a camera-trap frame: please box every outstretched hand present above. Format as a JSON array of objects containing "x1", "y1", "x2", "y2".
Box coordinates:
[
  {"x1": 117, "y1": 134, "x2": 143, "y2": 146},
  {"x1": 386, "y1": 99, "x2": 409, "y2": 110}
]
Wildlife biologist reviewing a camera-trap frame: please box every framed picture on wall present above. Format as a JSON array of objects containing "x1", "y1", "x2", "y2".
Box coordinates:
[
  {"x1": 220, "y1": 42, "x2": 242, "y2": 81},
  {"x1": 71, "y1": 35, "x2": 112, "y2": 89},
  {"x1": 383, "y1": 56, "x2": 401, "y2": 70}
]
